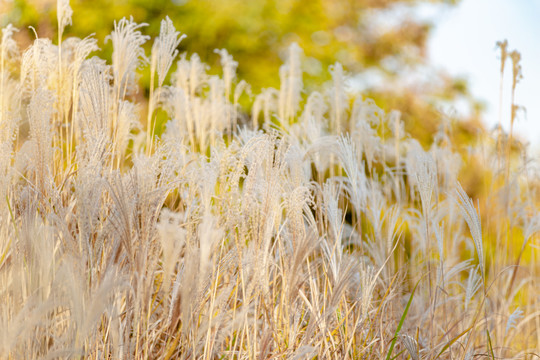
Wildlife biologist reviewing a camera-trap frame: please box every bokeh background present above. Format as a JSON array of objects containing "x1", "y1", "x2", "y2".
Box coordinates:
[
  {"x1": 424, "y1": 0, "x2": 540, "y2": 152},
  {"x1": 1, "y1": 0, "x2": 537, "y2": 151}
]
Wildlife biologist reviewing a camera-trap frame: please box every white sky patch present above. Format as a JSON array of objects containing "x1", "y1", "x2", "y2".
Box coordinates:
[{"x1": 422, "y1": 0, "x2": 540, "y2": 151}]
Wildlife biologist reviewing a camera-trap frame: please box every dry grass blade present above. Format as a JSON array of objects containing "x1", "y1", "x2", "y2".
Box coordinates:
[{"x1": 453, "y1": 182, "x2": 485, "y2": 283}]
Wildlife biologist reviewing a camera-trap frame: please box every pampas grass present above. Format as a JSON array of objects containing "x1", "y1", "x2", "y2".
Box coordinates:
[{"x1": 0, "y1": 3, "x2": 538, "y2": 359}]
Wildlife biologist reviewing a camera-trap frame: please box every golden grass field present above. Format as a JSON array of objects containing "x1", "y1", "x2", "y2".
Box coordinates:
[{"x1": 0, "y1": 1, "x2": 538, "y2": 359}]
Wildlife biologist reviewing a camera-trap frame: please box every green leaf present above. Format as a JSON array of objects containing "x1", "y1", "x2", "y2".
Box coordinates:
[
  {"x1": 385, "y1": 277, "x2": 422, "y2": 360},
  {"x1": 486, "y1": 328, "x2": 495, "y2": 360},
  {"x1": 434, "y1": 325, "x2": 473, "y2": 359}
]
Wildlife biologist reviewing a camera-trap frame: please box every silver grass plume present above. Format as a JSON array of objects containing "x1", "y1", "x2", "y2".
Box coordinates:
[
  {"x1": 251, "y1": 90, "x2": 264, "y2": 129},
  {"x1": 197, "y1": 214, "x2": 222, "y2": 285},
  {"x1": 27, "y1": 87, "x2": 55, "y2": 195},
  {"x1": 69, "y1": 36, "x2": 99, "y2": 74},
  {"x1": 62, "y1": 37, "x2": 99, "y2": 129},
  {"x1": 208, "y1": 75, "x2": 226, "y2": 143},
  {"x1": 401, "y1": 335, "x2": 420, "y2": 360},
  {"x1": 115, "y1": 100, "x2": 139, "y2": 157},
  {"x1": 215, "y1": 48, "x2": 238, "y2": 101},
  {"x1": 302, "y1": 91, "x2": 327, "y2": 125},
  {"x1": 279, "y1": 43, "x2": 302, "y2": 124},
  {"x1": 160, "y1": 86, "x2": 196, "y2": 148},
  {"x1": 352, "y1": 99, "x2": 382, "y2": 172},
  {"x1": 414, "y1": 150, "x2": 437, "y2": 218},
  {"x1": 298, "y1": 121, "x2": 333, "y2": 176},
  {"x1": 0, "y1": 25, "x2": 19, "y2": 156},
  {"x1": 464, "y1": 265, "x2": 481, "y2": 311},
  {"x1": 322, "y1": 179, "x2": 343, "y2": 243},
  {"x1": 430, "y1": 144, "x2": 462, "y2": 191},
  {"x1": 433, "y1": 220, "x2": 444, "y2": 262},
  {"x1": 453, "y1": 182, "x2": 485, "y2": 282},
  {"x1": 20, "y1": 38, "x2": 57, "y2": 96},
  {"x1": 285, "y1": 185, "x2": 313, "y2": 240},
  {"x1": 106, "y1": 17, "x2": 149, "y2": 97},
  {"x1": 1, "y1": 25, "x2": 19, "y2": 70},
  {"x1": 505, "y1": 307, "x2": 524, "y2": 336},
  {"x1": 157, "y1": 209, "x2": 186, "y2": 294},
  {"x1": 75, "y1": 132, "x2": 109, "y2": 265},
  {"x1": 57, "y1": 0, "x2": 73, "y2": 37},
  {"x1": 151, "y1": 16, "x2": 186, "y2": 88},
  {"x1": 233, "y1": 79, "x2": 250, "y2": 129},
  {"x1": 328, "y1": 62, "x2": 348, "y2": 134},
  {"x1": 78, "y1": 59, "x2": 112, "y2": 137},
  {"x1": 337, "y1": 134, "x2": 368, "y2": 215},
  {"x1": 0, "y1": 25, "x2": 19, "y2": 126},
  {"x1": 174, "y1": 52, "x2": 208, "y2": 98},
  {"x1": 359, "y1": 263, "x2": 378, "y2": 320},
  {"x1": 252, "y1": 87, "x2": 279, "y2": 130},
  {"x1": 284, "y1": 143, "x2": 311, "y2": 187}
]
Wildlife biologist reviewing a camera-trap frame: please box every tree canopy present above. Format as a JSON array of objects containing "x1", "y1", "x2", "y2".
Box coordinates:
[{"x1": 4, "y1": 0, "x2": 482, "y2": 145}]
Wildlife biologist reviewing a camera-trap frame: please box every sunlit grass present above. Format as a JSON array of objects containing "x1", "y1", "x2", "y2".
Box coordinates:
[{"x1": 0, "y1": 1, "x2": 538, "y2": 359}]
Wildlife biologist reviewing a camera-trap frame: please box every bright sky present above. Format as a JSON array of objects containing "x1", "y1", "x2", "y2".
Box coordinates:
[{"x1": 423, "y1": 0, "x2": 540, "y2": 150}]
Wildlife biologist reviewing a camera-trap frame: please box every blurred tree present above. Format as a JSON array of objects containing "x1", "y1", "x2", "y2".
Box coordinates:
[{"x1": 3, "y1": 0, "x2": 483, "y2": 145}]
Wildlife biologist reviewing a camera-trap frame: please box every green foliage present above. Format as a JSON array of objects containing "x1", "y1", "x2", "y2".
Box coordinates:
[{"x1": 5, "y1": 0, "x2": 483, "y2": 147}]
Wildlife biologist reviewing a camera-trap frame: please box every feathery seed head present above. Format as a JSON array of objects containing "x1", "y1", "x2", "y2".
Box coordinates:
[
  {"x1": 279, "y1": 42, "x2": 303, "y2": 122},
  {"x1": 414, "y1": 149, "x2": 437, "y2": 216},
  {"x1": 152, "y1": 17, "x2": 186, "y2": 87},
  {"x1": 453, "y1": 182, "x2": 484, "y2": 282},
  {"x1": 106, "y1": 17, "x2": 149, "y2": 96},
  {"x1": 401, "y1": 335, "x2": 420, "y2": 360},
  {"x1": 1, "y1": 24, "x2": 19, "y2": 62},
  {"x1": 505, "y1": 307, "x2": 524, "y2": 336},
  {"x1": 57, "y1": 0, "x2": 73, "y2": 36},
  {"x1": 496, "y1": 39, "x2": 508, "y2": 73}
]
